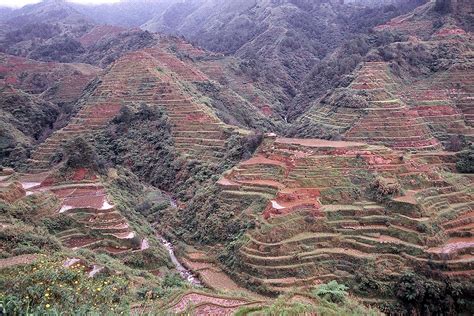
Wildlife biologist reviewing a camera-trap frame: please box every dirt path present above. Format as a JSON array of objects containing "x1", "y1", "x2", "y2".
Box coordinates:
[{"x1": 0, "y1": 254, "x2": 37, "y2": 269}]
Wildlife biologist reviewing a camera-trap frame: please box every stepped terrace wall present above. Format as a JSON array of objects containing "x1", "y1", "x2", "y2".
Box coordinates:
[
  {"x1": 299, "y1": 61, "x2": 443, "y2": 151},
  {"x1": 18, "y1": 170, "x2": 143, "y2": 255},
  {"x1": 215, "y1": 136, "x2": 473, "y2": 295},
  {"x1": 28, "y1": 42, "x2": 242, "y2": 173}
]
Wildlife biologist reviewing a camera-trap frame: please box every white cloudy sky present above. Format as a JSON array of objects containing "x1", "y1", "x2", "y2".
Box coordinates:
[{"x1": 0, "y1": 0, "x2": 122, "y2": 8}]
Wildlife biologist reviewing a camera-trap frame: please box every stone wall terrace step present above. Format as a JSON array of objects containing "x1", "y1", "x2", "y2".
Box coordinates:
[{"x1": 175, "y1": 141, "x2": 225, "y2": 150}]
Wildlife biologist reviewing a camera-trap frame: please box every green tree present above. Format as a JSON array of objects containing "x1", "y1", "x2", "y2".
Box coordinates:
[
  {"x1": 313, "y1": 281, "x2": 348, "y2": 303},
  {"x1": 456, "y1": 145, "x2": 474, "y2": 173}
]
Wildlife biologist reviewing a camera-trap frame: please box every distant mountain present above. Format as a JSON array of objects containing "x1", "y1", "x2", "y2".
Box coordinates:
[
  {"x1": 0, "y1": 6, "x2": 13, "y2": 21},
  {"x1": 140, "y1": 0, "x2": 428, "y2": 114},
  {"x1": 0, "y1": 0, "x2": 158, "y2": 66},
  {"x1": 70, "y1": 0, "x2": 175, "y2": 27}
]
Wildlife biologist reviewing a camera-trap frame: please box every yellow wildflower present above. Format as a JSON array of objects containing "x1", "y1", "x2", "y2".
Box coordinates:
[{"x1": 46, "y1": 304, "x2": 50, "y2": 308}]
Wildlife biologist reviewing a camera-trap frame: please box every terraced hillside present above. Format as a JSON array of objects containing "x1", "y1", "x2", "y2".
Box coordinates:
[
  {"x1": 299, "y1": 45, "x2": 473, "y2": 149},
  {"x1": 0, "y1": 54, "x2": 101, "y2": 167},
  {"x1": 0, "y1": 164, "x2": 175, "y2": 271},
  {"x1": 27, "y1": 42, "x2": 247, "y2": 172},
  {"x1": 25, "y1": 34, "x2": 288, "y2": 173},
  {"x1": 347, "y1": 62, "x2": 441, "y2": 150},
  {"x1": 18, "y1": 170, "x2": 144, "y2": 255},
  {"x1": 343, "y1": 62, "x2": 442, "y2": 151},
  {"x1": 0, "y1": 53, "x2": 100, "y2": 103},
  {"x1": 216, "y1": 136, "x2": 473, "y2": 295}
]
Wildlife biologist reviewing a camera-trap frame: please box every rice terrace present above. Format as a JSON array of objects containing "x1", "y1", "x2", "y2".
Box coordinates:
[{"x1": 0, "y1": 0, "x2": 473, "y2": 315}]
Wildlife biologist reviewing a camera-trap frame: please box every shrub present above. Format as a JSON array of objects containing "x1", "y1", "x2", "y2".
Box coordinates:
[
  {"x1": 435, "y1": 0, "x2": 452, "y2": 13},
  {"x1": 61, "y1": 136, "x2": 104, "y2": 172},
  {"x1": 41, "y1": 216, "x2": 75, "y2": 234},
  {"x1": 0, "y1": 256, "x2": 130, "y2": 315},
  {"x1": 395, "y1": 272, "x2": 474, "y2": 315},
  {"x1": 161, "y1": 272, "x2": 186, "y2": 288},
  {"x1": 370, "y1": 176, "x2": 401, "y2": 202},
  {"x1": 456, "y1": 145, "x2": 474, "y2": 173},
  {"x1": 446, "y1": 135, "x2": 465, "y2": 152},
  {"x1": 313, "y1": 281, "x2": 348, "y2": 303}
]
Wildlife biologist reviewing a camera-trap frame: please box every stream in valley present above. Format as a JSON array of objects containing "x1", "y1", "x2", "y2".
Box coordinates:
[
  {"x1": 153, "y1": 192, "x2": 202, "y2": 286},
  {"x1": 157, "y1": 234, "x2": 202, "y2": 287}
]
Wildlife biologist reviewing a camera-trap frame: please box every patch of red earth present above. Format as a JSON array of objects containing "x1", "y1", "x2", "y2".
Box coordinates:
[
  {"x1": 278, "y1": 188, "x2": 320, "y2": 202},
  {"x1": 428, "y1": 238, "x2": 474, "y2": 254},
  {"x1": 39, "y1": 176, "x2": 57, "y2": 187},
  {"x1": 241, "y1": 155, "x2": 287, "y2": 168},
  {"x1": 217, "y1": 177, "x2": 240, "y2": 188},
  {"x1": 63, "y1": 195, "x2": 107, "y2": 209},
  {"x1": 52, "y1": 186, "x2": 105, "y2": 198},
  {"x1": 5, "y1": 77, "x2": 18, "y2": 85},
  {"x1": 275, "y1": 138, "x2": 365, "y2": 148},
  {"x1": 186, "y1": 112, "x2": 214, "y2": 123},
  {"x1": 192, "y1": 303, "x2": 241, "y2": 316},
  {"x1": 443, "y1": 211, "x2": 474, "y2": 228},
  {"x1": 71, "y1": 168, "x2": 95, "y2": 181},
  {"x1": 264, "y1": 199, "x2": 321, "y2": 219},
  {"x1": 363, "y1": 154, "x2": 395, "y2": 166},
  {"x1": 148, "y1": 269, "x2": 163, "y2": 277},
  {"x1": 435, "y1": 28, "x2": 467, "y2": 37},
  {"x1": 416, "y1": 105, "x2": 461, "y2": 116},
  {"x1": 64, "y1": 236, "x2": 99, "y2": 248},
  {"x1": 260, "y1": 104, "x2": 273, "y2": 116},
  {"x1": 0, "y1": 53, "x2": 99, "y2": 96},
  {"x1": 264, "y1": 188, "x2": 322, "y2": 219},
  {"x1": 0, "y1": 254, "x2": 38, "y2": 269},
  {"x1": 393, "y1": 190, "x2": 418, "y2": 205},
  {"x1": 172, "y1": 293, "x2": 248, "y2": 314}
]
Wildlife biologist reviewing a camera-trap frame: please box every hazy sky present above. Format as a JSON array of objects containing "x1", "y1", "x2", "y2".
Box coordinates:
[{"x1": 0, "y1": 0, "x2": 122, "y2": 8}]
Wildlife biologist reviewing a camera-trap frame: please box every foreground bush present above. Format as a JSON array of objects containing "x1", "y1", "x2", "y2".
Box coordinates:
[{"x1": 0, "y1": 255, "x2": 130, "y2": 315}]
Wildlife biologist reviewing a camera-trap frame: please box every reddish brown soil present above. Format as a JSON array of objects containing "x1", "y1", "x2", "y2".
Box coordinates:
[
  {"x1": 276, "y1": 138, "x2": 364, "y2": 148},
  {"x1": 0, "y1": 53, "x2": 99, "y2": 102},
  {"x1": 241, "y1": 155, "x2": 287, "y2": 168},
  {"x1": 392, "y1": 190, "x2": 418, "y2": 204},
  {"x1": 172, "y1": 293, "x2": 249, "y2": 314},
  {"x1": 0, "y1": 182, "x2": 26, "y2": 202},
  {"x1": 63, "y1": 195, "x2": 107, "y2": 209},
  {"x1": 435, "y1": 27, "x2": 467, "y2": 37},
  {"x1": 64, "y1": 236, "x2": 99, "y2": 248},
  {"x1": 217, "y1": 178, "x2": 240, "y2": 187}
]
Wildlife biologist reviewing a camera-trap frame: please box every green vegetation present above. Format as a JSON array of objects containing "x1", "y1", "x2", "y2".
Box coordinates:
[
  {"x1": 0, "y1": 256, "x2": 129, "y2": 315},
  {"x1": 0, "y1": 93, "x2": 58, "y2": 168},
  {"x1": 313, "y1": 281, "x2": 348, "y2": 304},
  {"x1": 60, "y1": 136, "x2": 105, "y2": 173},
  {"x1": 370, "y1": 176, "x2": 401, "y2": 203},
  {"x1": 235, "y1": 292, "x2": 380, "y2": 316},
  {"x1": 1, "y1": 0, "x2": 473, "y2": 314},
  {"x1": 394, "y1": 272, "x2": 474, "y2": 315},
  {"x1": 456, "y1": 144, "x2": 474, "y2": 173}
]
